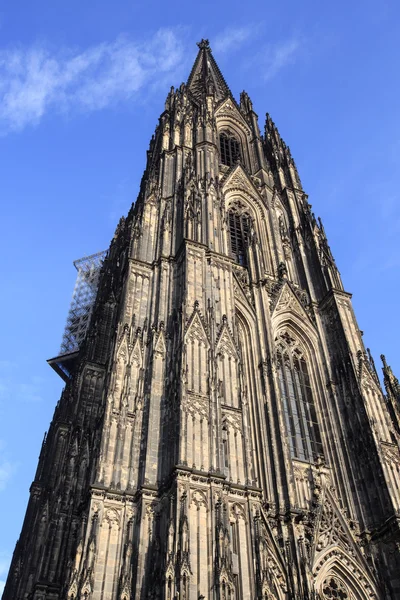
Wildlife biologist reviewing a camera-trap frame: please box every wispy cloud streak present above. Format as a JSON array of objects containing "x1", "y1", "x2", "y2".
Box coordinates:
[
  {"x1": 262, "y1": 37, "x2": 302, "y2": 80},
  {"x1": 0, "y1": 458, "x2": 13, "y2": 492},
  {"x1": 0, "y1": 28, "x2": 304, "y2": 133},
  {"x1": 0, "y1": 29, "x2": 184, "y2": 134},
  {"x1": 0, "y1": 441, "x2": 13, "y2": 492},
  {"x1": 214, "y1": 26, "x2": 255, "y2": 54}
]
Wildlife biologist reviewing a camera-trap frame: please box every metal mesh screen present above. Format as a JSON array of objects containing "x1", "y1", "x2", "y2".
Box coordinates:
[{"x1": 59, "y1": 250, "x2": 107, "y2": 355}]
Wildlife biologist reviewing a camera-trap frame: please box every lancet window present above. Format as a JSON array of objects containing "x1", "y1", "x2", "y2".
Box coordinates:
[
  {"x1": 220, "y1": 131, "x2": 241, "y2": 167},
  {"x1": 228, "y1": 208, "x2": 251, "y2": 267},
  {"x1": 222, "y1": 427, "x2": 229, "y2": 474},
  {"x1": 276, "y1": 332, "x2": 323, "y2": 462}
]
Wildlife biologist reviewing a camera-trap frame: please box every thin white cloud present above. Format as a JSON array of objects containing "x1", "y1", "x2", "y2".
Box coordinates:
[
  {"x1": 0, "y1": 551, "x2": 11, "y2": 595},
  {"x1": 0, "y1": 29, "x2": 184, "y2": 134},
  {"x1": 213, "y1": 26, "x2": 255, "y2": 55},
  {"x1": 0, "y1": 459, "x2": 12, "y2": 491},
  {"x1": 0, "y1": 442, "x2": 14, "y2": 492},
  {"x1": 262, "y1": 37, "x2": 302, "y2": 81}
]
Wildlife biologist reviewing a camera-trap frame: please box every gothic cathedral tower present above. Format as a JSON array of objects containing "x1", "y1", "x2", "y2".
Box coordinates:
[{"x1": 4, "y1": 40, "x2": 400, "y2": 600}]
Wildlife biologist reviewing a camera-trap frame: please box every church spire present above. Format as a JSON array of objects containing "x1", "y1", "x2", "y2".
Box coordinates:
[{"x1": 187, "y1": 38, "x2": 232, "y2": 102}]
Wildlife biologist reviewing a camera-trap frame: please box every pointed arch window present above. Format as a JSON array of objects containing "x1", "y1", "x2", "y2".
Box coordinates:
[
  {"x1": 276, "y1": 332, "x2": 323, "y2": 462},
  {"x1": 220, "y1": 131, "x2": 241, "y2": 167},
  {"x1": 228, "y1": 208, "x2": 251, "y2": 267}
]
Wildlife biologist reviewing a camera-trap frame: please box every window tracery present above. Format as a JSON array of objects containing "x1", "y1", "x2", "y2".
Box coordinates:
[
  {"x1": 220, "y1": 131, "x2": 241, "y2": 167},
  {"x1": 321, "y1": 577, "x2": 349, "y2": 599},
  {"x1": 228, "y1": 207, "x2": 251, "y2": 267},
  {"x1": 276, "y1": 331, "x2": 323, "y2": 462}
]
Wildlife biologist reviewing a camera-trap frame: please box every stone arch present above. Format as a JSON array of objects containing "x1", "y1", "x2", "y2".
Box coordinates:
[
  {"x1": 165, "y1": 572, "x2": 174, "y2": 600},
  {"x1": 220, "y1": 575, "x2": 235, "y2": 600},
  {"x1": 216, "y1": 317, "x2": 240, "y2": 409},
  {"x1": 230, "y1": 502, "x2": 247, "y2": 522},
  {"x1": 185, "y1": 307, "x2": 210, "y2": 396},
  {"x1": 216, "y1": 104, "x2": 252, "y2": 169},
  {"x1": 314, "y1": 547, "x2": 379, "y2": 600},
  {"x1": 191, "y1": 488, "x2": 208, "y2": 509},
  {"x1": 224, "y1": 186, "x2": 271, "y2": 274},
  {"x1": 216, "y1": 111, "x2": 251, "y2": 140},
  {"x1": 271, "y1": 314, "x2": 327, "y2": 464},
  {"x1": 224, "y1": 186, "x2": 266, "y2": 224},
  {"x1": 271, "y1": 311, "x2": 323, "y2": 398},
  {"x1": 262, "y1": 583, "x2": 284, "y2": 600},
  {"x1": 67, "y1": 579, "x2": 78, "y2": 600},
  {"x1": 271, "y1": 299, "x2": 318, "y2": 346},
  {"x1": 235, "y1": 304, "x2": 263, "y2": 485},
  {"x1": 235, "y1": 293, "x2": 257, "y2": 335}
]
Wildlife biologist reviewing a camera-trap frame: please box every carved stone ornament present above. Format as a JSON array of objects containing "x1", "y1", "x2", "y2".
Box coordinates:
[{"x1": 321, "y1": 576, "x2": 349, "y2": 599}]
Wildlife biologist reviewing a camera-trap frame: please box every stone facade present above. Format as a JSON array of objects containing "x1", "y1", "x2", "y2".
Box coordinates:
[{"x1": 3, "y1": 39, "x2": 400, "y2": 600}]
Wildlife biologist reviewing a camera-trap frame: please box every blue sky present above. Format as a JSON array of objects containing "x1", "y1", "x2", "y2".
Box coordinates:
[{"x1": 0, "y1": 0, "x2": 399, "y2": 591}]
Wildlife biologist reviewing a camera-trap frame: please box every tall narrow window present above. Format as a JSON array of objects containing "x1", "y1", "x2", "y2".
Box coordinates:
[
  {"x1": 276, "y1": 332, "x2": 323, "y2": 462},
  {"x1": 230, "y1": 521, "x2": 238, "y2": 553},
  {"x1": 220, "y1": 132, "x2": 241, "y2": 167},
  {"x1": 222, "y1": 427, "x2": 229, "y2": 476},
  {"x1": 167, "y1": 578, "x2": 172, "y2": 600},
  {"x1": 228, "y1": 208, "x2": 251, "y2": 267},
  {"x1": 230, "y1": 521, "x2": 240, "y2": 585}
]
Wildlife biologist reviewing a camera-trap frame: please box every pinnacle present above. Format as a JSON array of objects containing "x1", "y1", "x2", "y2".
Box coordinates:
[
  {"x1": 187, "y1": 38, "x2": 233, "y2": 102},
  {"x1": 197, "y1": 38, "x2": 210, "y2": 50}
]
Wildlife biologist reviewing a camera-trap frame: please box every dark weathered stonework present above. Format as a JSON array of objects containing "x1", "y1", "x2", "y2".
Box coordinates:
[{"x1": 4, "y1": 40, "x2": 400, "y2": 600}]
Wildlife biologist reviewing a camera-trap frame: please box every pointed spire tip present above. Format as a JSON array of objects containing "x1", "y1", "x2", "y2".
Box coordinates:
[{"x1": 197, "y1": 39, "x2": 211, "y2": 51}]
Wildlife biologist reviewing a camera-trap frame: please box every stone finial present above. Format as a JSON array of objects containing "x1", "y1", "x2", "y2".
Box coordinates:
[{"x1": 197, "y1": 39, "x2": 210, "y2": 50}]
